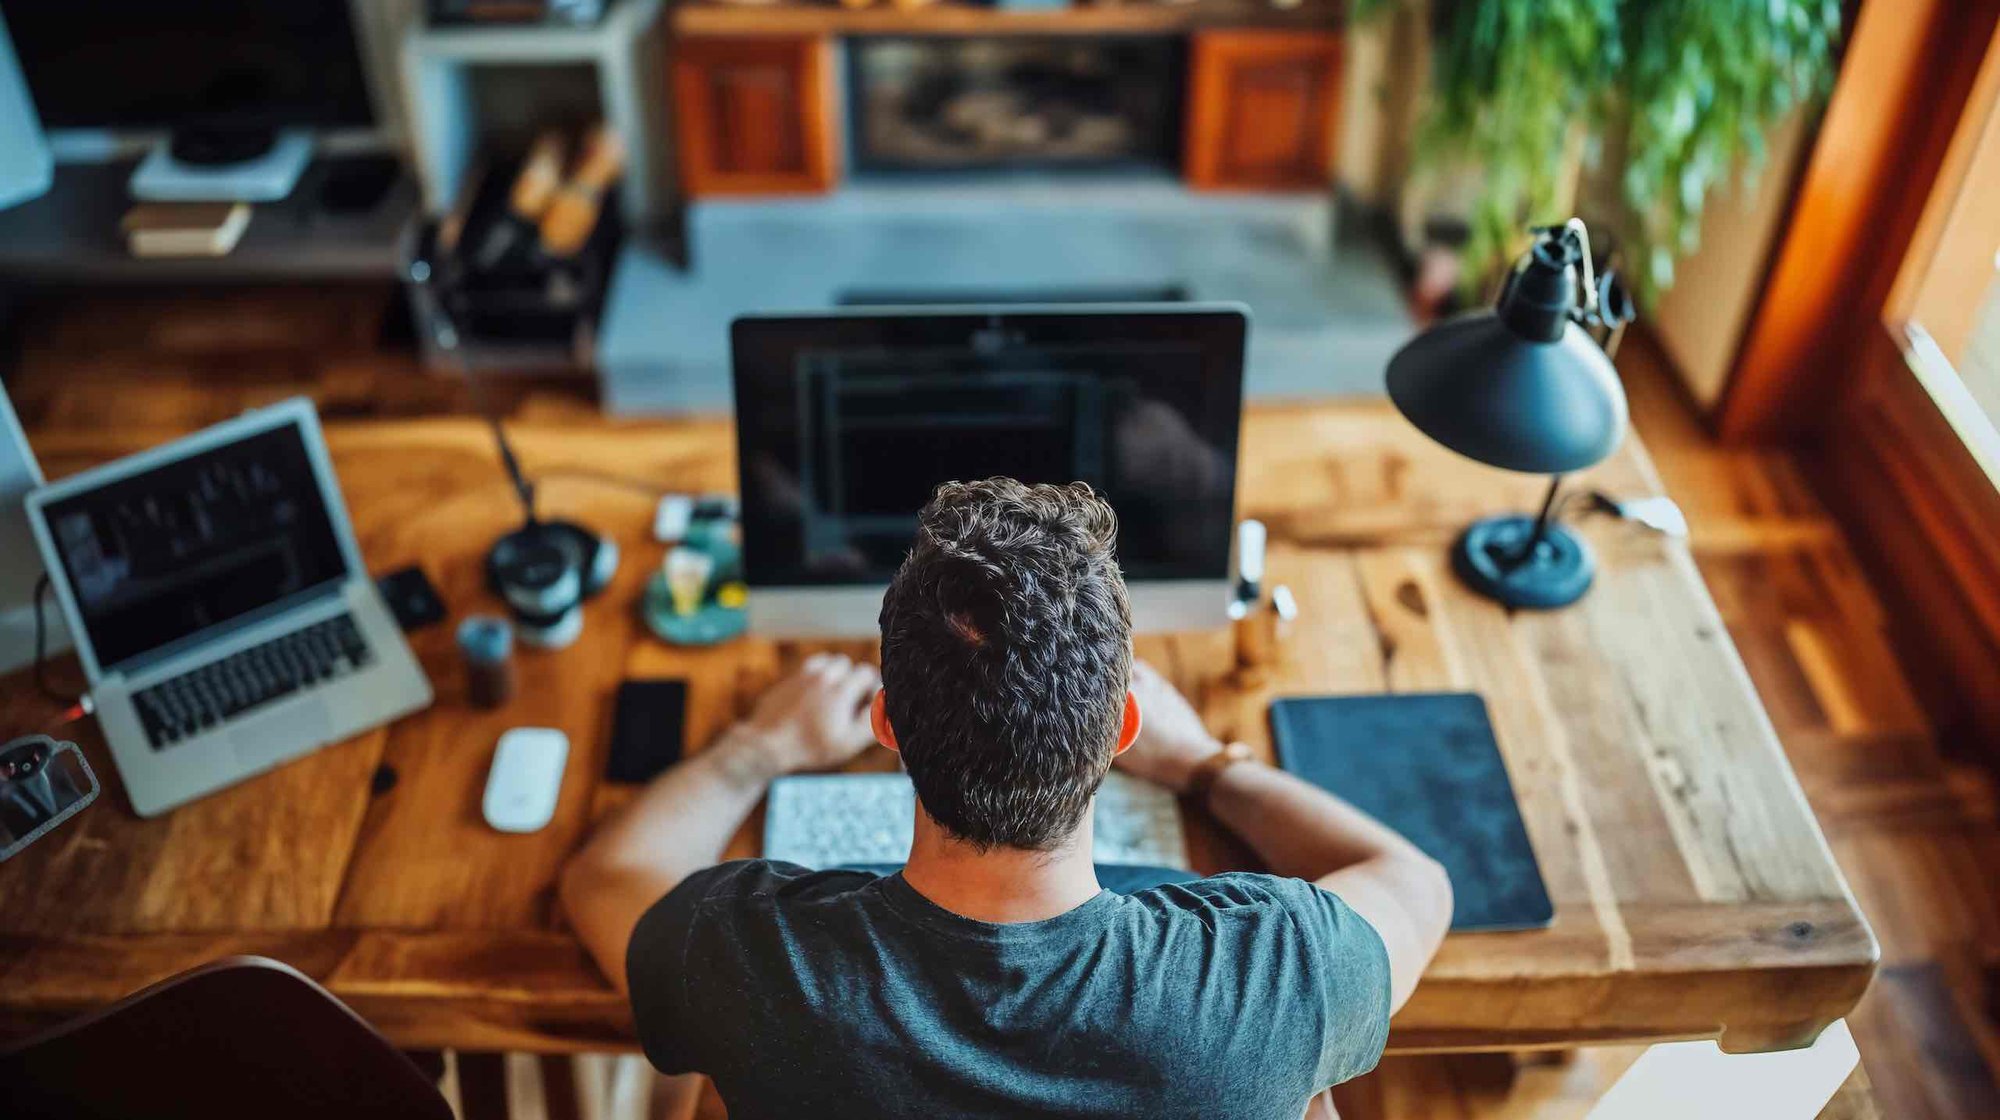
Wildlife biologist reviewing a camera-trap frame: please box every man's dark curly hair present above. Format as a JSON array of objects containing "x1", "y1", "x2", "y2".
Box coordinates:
[{"x1": 879, "y1": 478, "x2": 1132, "y2": 851}]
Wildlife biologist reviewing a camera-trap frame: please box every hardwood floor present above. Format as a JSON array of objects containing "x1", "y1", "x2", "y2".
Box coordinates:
[{"x1": 4, "y1": 289, "x2": 1996, "y2": 1117}]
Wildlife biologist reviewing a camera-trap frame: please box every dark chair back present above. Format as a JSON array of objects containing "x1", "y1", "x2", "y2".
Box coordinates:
[{"x1": 0, "y1": 955, "x2": 453, "y2": 1120}]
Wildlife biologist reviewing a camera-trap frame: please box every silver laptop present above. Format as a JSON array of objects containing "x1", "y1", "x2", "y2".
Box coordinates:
[{"x1": 25, "y1": 399, "x2": 433, "y2": 817}]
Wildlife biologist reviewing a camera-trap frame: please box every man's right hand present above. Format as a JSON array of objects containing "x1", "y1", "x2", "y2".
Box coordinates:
[
  {"x1": 726, "y1": 653, "x2": 881, "y2": 776},
  {"x1": 1114, "y1": 659, "x2": 1224, "y2": 794}
]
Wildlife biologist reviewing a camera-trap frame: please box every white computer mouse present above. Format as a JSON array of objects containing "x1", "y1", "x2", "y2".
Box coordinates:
[{"x1": 483, "y1": 727, "x2": 569, "y2": 833}]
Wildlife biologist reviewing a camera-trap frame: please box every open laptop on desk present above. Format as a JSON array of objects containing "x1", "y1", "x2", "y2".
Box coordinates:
[
  {"x1": 25, "y1": 399, "x2": 432, "y2": 817},
  {"x1": 733, "y1": 305, "x2": 1248, "y2": 635}
]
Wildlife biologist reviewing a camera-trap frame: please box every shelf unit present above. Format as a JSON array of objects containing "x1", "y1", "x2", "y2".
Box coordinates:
[
  {"x1": 0, "y1": 158, "x2": 419, "y2": 284},
  {"x1": 400, "y1": 0, "x2": 670, "y2": 227}
]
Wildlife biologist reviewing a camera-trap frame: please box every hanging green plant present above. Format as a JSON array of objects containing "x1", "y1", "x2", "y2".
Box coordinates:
[{"x1": 1354, "y1": 0, "x2": 1841, "y2": 302}]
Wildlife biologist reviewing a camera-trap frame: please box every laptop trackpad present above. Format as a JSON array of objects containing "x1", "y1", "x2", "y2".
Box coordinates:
[{"x1": 231, "y1": 700, "x2": 335, "y2": 769}]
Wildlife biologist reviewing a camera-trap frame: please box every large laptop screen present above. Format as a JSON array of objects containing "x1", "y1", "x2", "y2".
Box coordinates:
[
  {"x1": 734, "y1": 310, "x2": 1244, "y2": 586},
  {"x1": 41, "y1": 422, "x2": 349, "y2": 670}
]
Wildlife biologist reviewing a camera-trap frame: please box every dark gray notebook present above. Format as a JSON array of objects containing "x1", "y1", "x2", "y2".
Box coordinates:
[{"x1": 1270, "y1": 693, "x2": 1554, "y2": 932}]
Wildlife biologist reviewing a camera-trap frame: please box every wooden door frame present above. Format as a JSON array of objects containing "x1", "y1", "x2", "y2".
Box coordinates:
[{"x1": 1718, "y1": 0, "x2": 1999, "y2": 441}]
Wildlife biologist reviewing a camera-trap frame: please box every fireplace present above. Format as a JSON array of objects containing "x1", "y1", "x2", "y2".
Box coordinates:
[{"x1": 846, "y1": 37, "x2": 1185, "y2": 174}]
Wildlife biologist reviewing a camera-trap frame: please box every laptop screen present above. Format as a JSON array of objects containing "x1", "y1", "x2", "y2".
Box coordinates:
[
  {"x1": 733, "y1": 309, "x2": 1245, "y2": 587},
  {"x1": 40, "y1": 421, "x2": 350, "y2": 671}
]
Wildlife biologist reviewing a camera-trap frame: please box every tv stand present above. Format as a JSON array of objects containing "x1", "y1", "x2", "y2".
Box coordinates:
[
  {"x1": 170, "y1": 126, "x2": 279, "y2": 167},
  {"x1": 0, "y1": 155, "x2": 417, "y2": 284}
]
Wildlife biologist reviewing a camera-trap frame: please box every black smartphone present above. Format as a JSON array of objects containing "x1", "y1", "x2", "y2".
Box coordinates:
[
  {"x1": 606, "y1": 679, "x2": 688, "y2": 784},
  {"x1": 376, "y1": 566, "x2": 447, "y2": 632}
]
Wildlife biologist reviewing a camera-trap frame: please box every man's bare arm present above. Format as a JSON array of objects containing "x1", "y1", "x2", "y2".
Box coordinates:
[
  {"x1": 1205, "y1": 763, "x2": 1452, "y2": 1012},
  {"x1": 1116, "y1": 661, "x2": 1452, "y2": 1012},
  {"x1": 559, "y1": 654, "x2": 880, "y2": 992}
]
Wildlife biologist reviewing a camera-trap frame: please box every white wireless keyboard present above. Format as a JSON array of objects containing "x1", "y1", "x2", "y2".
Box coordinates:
[{"x1": 764, "y1": 770, "x2": 1190, "y2": 870}]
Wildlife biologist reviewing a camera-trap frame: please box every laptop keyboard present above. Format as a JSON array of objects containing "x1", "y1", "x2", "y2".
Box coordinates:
[{"x1": 134, "y1": 614, "x2": 372, "y2": 750}]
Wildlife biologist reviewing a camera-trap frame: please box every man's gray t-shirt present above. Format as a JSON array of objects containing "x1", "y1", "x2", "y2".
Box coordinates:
[{"x1": 626, "y1": 860, "x2": 1392, "y2": 1118}]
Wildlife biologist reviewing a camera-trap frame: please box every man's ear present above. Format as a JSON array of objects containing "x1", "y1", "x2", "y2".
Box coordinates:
[
  {"x1": 871, "y1": 690, "x2": 900, "y2": 753},
  {"x1": 1114, "y1": 689, "x2": 1142, "y2": 756}
]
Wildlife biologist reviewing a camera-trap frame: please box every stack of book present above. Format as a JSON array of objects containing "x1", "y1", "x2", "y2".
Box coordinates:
[{"x1": 120, "y1": 202, "x2": 252, "y2": 258}]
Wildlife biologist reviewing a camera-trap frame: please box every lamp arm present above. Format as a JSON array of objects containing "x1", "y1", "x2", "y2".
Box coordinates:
[{"x1": 1508, "y1": 475, "x2": 1567, "y2": 569}]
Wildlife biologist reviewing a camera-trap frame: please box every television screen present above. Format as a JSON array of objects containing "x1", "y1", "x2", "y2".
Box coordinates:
[{"x1": 3, "y1": 1, "x2": 373, "y2": 131}]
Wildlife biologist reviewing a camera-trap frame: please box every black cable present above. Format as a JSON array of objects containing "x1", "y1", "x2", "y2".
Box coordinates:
[
  {"x1": 32, "y1": 574, "x2": 85, "y2": 708},
  {"x1": 486, "y1": 413, "x2": 538, "y2": 523},
  {"x1": 462, "y1": 375, "x2": 669, "y2": 537},
  {"x1": 465, "y1": 371, "x2": 538, "y2": 525}
]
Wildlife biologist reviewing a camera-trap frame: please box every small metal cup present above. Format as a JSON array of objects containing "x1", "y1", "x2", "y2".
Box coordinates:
[{"x1": 0, "y1": 736, "x2": 99, "y2": 862}]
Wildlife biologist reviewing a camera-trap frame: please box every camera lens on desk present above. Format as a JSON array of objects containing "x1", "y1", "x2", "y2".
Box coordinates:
[{"x1": 496, "y1": 537, "x2": 582, "y2": 616}]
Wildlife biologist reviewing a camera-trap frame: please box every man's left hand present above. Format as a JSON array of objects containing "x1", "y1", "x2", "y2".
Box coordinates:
[{"x1": 726, "y1": 653, "x2": 882, "y2": 774}]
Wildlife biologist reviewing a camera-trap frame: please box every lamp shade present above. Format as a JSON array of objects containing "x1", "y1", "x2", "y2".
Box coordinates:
[{"x1": 1386, "y1": 309, "x2": 1628, "y2": 476}]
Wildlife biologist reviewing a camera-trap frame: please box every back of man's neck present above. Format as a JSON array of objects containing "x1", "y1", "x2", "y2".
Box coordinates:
[{"x1": 900, "y1": 813, "x2": 1102, "y2": 924}]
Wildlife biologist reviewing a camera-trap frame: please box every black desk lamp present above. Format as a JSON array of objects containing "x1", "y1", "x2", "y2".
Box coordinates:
[{"x1": 1386, "y1": 219, "x2": 1635, "y2": 609}]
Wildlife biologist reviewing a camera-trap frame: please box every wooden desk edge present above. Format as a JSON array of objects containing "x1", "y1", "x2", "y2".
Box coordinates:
[
  {"x1": 0, "y1": 409, "x2": 1879, "y2": 1059},
  {"x1": 0, "y1": 922, "x2": 1879, "y2": 1055}
]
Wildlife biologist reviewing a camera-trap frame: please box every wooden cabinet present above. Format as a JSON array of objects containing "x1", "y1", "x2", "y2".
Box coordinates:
[
  {"x1": 1184, "y1": 30, "x2": 1343, "y2": 190},
  {"x1": 671, "y1": 36, "x2": 837, "y2": 197}
]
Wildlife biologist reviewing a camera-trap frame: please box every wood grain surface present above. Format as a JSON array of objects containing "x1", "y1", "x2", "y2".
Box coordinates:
[{"x1": 0, "y1": 402, "x2": 1875, "y2": 1054}]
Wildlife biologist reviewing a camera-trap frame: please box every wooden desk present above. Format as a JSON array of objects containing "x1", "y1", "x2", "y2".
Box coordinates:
[{"x1": 0, "y1": 403, "x2": 1875, "y2": 1054}]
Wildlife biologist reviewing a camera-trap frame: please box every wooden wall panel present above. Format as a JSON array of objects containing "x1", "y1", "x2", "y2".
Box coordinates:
[
  {"x1": 1806, "y1": 332, "x2": 2000, "y2": 753},
  {"x1": 671, "y1": 36, "x2": 836, "y2": 197},
  {"x1": 1185, "y1": 31, "x2": 1343, "y2": 190}
]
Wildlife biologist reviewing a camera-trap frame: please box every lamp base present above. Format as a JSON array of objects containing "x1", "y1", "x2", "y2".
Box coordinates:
[{"x1": 1450, "y1": 515, "x2": 1595, "y2": 610}]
